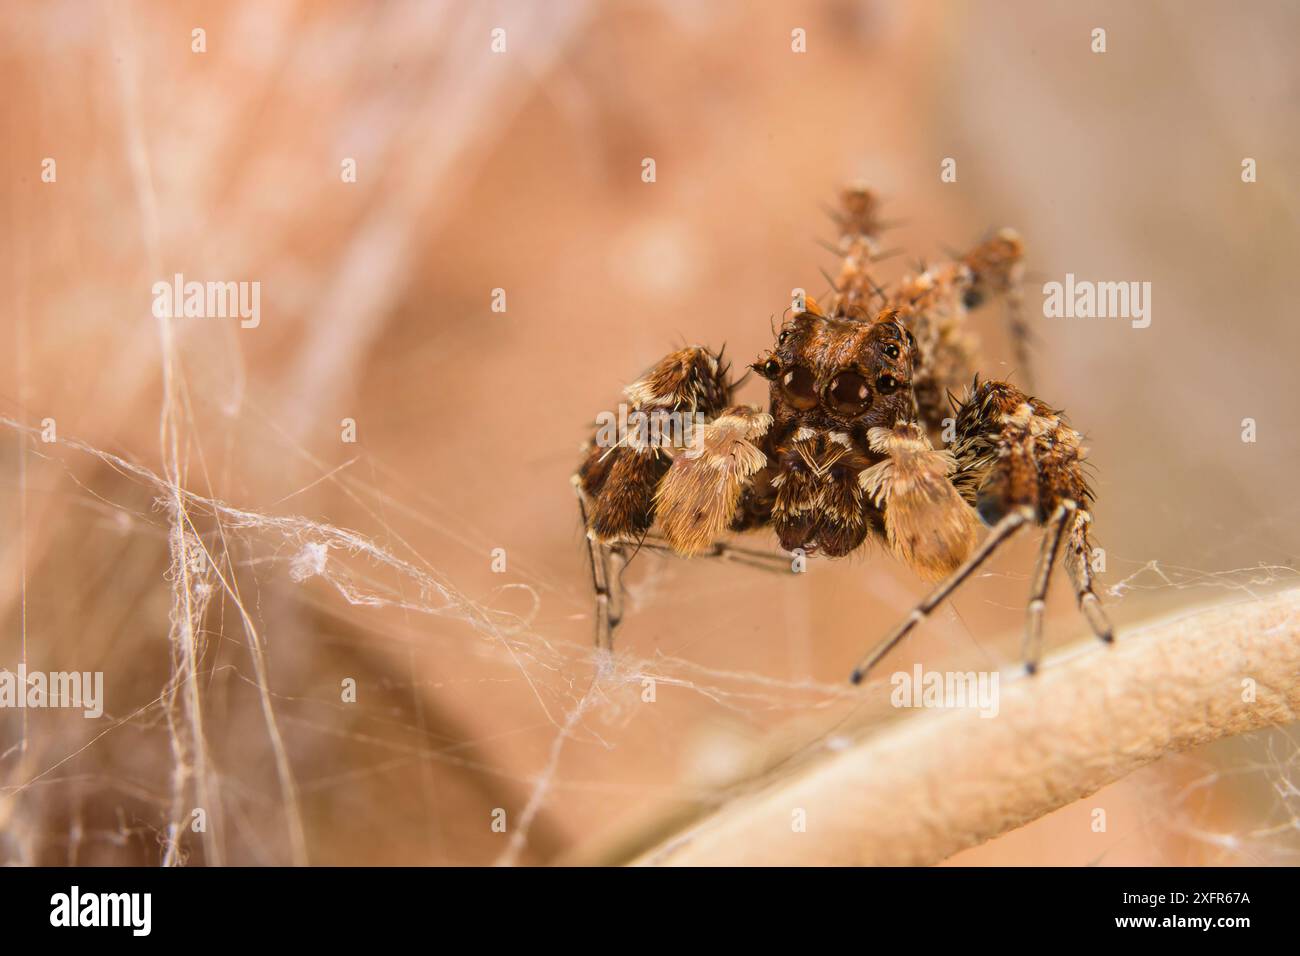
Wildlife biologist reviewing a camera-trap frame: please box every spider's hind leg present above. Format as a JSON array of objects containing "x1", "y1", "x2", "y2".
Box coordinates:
[{"x1": 653, "y1": 405, "x2": 772, "y2": 557}]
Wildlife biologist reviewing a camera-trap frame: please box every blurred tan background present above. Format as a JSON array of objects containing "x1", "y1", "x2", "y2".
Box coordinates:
[{"x1": 2, "y1": 0, "x2": 1298, "y2": 865}]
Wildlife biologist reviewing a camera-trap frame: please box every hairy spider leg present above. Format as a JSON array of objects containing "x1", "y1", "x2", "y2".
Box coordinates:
[{"x1": 1064, "y1": 508, "x2": 1115, "y2": 645}]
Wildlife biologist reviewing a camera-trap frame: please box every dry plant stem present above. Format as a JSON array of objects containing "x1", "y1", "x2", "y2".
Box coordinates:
[{"x1": 630, "y1": 589, "x2": 1300, "y2": 866}]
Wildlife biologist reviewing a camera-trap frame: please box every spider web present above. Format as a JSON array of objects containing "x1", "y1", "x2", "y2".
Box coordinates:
[
  {"x1": 2, "y1": 405, "x2": 1297, "y2": 866},
  {"x1": 3, "y1": 0, "x2": 1298, "y2": 870}
]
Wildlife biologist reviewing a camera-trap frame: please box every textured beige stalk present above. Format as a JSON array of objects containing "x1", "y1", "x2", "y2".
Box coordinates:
[{"x1": 630, "y1": 590, "x2": 1300, "y2": 866}]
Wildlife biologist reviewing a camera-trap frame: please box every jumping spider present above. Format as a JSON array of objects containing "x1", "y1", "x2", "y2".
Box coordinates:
[{"x1": 574, "y1": 185, "x2": 1113, "y2": 682}]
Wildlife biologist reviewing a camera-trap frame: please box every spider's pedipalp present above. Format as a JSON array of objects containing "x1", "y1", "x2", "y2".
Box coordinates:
[
  {"x1": 859, "y1": 422, "x2": 978, "y2": 581},
  {"x1": 655, "y1": 405, "x2": 771, "y2": 556}
]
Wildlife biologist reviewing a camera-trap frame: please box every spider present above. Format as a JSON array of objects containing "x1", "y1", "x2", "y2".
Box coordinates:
[{"x1": 573, "y1": 184, "x2": 1114, "y2": 683}]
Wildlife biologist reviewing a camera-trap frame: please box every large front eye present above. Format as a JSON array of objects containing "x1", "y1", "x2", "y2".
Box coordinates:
[
  {"x1": 780, "y1": 366, "x2": 819, "y2": 409},
  {"x1": 827, "y1": 371, "x2": 871, "y2": 415}
]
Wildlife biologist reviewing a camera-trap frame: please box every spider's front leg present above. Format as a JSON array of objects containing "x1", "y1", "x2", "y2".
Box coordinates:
[
  {"x1": 850, "y1": 379, "x2": 1114, "y2": 683},
  {"x1": 574, "y1": 346, "x2": 735, "y2": 649}
]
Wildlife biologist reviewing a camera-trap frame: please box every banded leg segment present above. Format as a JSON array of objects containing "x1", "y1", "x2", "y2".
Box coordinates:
[
  {"x1": 850, "y1": 506, "x2": 1034, "y2": 684},
  {"x1": 1064, "y1": 508, "x2": 1115, "y2": 644},
  {"x1": 635, "y1": 534, "x2": 792, "y2": 574},
  {"x1": 575, "y1": 480, "x2": 619, "y2": 651},
  {"x1": 1021, "y1": 502, "x2": 1073, "y2": 674}
]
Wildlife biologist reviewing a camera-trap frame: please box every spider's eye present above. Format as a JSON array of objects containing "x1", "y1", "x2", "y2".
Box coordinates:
[
  {"x1": 827, "y1": 371, "x2": 871, "y2": 416},
  {"x1": 876, "y1": 374, "x2": 903, "y2": 395},
  {"x1": 760, "y1": 357, "x2": 780, "y2": 378},
  {"x1": 780, "y1": 366, "x2": 819, "y2": 410},
  {"x1": 963, "y1": 288, "x2": 984, "y2": 310},
  {"x1": 778, "y1": 330, "x2": 790, "y2": 345},
  {"x1": 883, "y1": 343, "x2": 900, "y2": 359},
  {"x1": 904, "y1": 329, "x2": 915, "y2": 348}
]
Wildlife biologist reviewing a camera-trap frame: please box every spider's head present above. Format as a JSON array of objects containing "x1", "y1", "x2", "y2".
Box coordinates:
[{"x1": 752, "y1": 305, "x2": 915, "y2": 429}]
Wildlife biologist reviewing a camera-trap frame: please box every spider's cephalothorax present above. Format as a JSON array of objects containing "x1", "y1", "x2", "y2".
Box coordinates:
[
  {"x1": 749, "y1": 303, "x2": 929, "y2": 559},
  {"x1": 574, "y1": 185, "x2": 1114, "y2": 680}
]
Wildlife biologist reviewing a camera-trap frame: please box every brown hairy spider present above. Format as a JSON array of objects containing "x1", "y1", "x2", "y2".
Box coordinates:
[{"x1": 574, "y1": 184, "x2": 1114, "y2": 682}]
